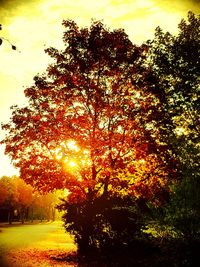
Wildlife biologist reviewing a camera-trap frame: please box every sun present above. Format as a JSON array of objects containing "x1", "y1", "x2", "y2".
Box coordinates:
[
  {"x1": 52, "y1": 139, "x2": 91, "y2": 172},
  {"x1": 52, "y1": 139, "x2": 80, "y2": 160},
  {"x1": 68, "y1": 160, "x2": 77, "y2": 168},
  {"x1": 65, "y1": 140, "x2": 80, "y2": 170}
]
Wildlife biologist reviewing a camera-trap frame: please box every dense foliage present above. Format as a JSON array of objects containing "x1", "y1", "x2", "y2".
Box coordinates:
[
  {"x1": 0, "y1": 176, "x2": 58, "y2": 223},
  {"x1": 147, "y1": 11, "x2": 200, "y2": 239}
]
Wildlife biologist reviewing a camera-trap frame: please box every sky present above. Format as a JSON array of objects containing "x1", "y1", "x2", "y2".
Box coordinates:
[{"x1": 0, "y1": 0, "x2": 200, "y2": 177}]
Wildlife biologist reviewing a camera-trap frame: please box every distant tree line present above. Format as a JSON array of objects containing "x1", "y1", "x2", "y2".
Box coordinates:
[{"x1": 0, "y1": 176, "x2": 61, "y2": 224}]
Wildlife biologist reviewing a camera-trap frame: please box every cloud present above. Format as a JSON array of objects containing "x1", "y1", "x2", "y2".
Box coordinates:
[
  {"x1": 0, "y1": 0, "x2": 38, "y2": 10},
  {"x1": 0, "y1": 0, "x2": 39, "y2": 24},
  {"x1": 0, "y1": 0, "x2": 22, "y2": 8}
]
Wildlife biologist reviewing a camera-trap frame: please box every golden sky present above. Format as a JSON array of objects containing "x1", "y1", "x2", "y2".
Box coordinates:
[{"x1": 0, "y1": 0, "x2": 200, "y2": 177}]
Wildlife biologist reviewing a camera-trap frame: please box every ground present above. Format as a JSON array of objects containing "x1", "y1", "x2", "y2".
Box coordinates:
[
  {"x1": 1, "y1": 220, "x2": 198, "y2": 267},
  {"x1": 0, "y1": 221, "x2": 77, "y2": 267}
]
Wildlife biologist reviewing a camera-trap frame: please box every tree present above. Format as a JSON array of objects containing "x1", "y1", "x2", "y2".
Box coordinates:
[
  {"x1": 147, "y1": 11, "x2": 200, "y2": 238},
  {"x1": 0, "y1": 178, "x2": 8, "y2": 205},
  {"x1": 33, "y1": 192, "x2": 58, "y2": 222},
  {"x1": 0, "y1": 176, "x2": 59, "y2": 223},
  {"x1": 13, "y1": 178, "x2": 33, "y2": 223},
  {"x1": 1, "y1": 20, "x2": 174, "y2": 251},
  {"x1": 0, "y1": 176, "x2": 19, "y2": 223},
  {"x1": 0, "y1": 24, "x2": 17, "y2": 50}
]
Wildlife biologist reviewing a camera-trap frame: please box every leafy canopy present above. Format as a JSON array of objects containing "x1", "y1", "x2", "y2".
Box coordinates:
[
  {"x1": 147, "y1": 11, "x2": 200, "y2": 238},
  {"x1": 1, "y1": 20, "x2": 172, "y2": 205}
]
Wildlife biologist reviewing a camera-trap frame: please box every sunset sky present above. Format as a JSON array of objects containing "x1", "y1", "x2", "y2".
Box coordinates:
[{"x1": 0, "y1": 0, "x2": 200, "y2": 177}]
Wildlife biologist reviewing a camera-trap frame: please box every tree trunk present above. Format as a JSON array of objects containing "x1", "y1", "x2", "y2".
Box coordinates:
[{"x1": 8, "y1": 208, "x2": 13, "y2": 224}]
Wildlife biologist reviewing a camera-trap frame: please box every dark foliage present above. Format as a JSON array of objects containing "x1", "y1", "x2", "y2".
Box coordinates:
[
  {"x1": 58, "y1": 195, "x2": 149, "y2": 253},
  {"x1": 147, "y1": 11, "x2": 200, "y2": 239}
]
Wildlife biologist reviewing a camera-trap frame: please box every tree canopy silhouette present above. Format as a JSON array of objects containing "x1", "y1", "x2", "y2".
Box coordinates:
[{"x1": 1, "y1": 20, "x2": 175, "y2": 251}]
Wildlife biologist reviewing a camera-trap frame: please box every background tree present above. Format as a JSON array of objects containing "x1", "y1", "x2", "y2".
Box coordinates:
[
  {"x1": 13, "y1": 178, "x2": 33, "y2": 224},
  {"x1": 0, "y1": 176, "x2": 19, "y2": 224},
  {"x1": 33, "y1": 192, "x2": 58, "y2": 222},
  {"x1": 1, "y1": 20, "x2": 175, "y2": 251},
  {"x1": 0, "y1": 23, "x2": 17, "y2": 50},
  {"x1": 147, "y1": 11, "x2": 200, "y2": 238},
  {"x1": 0, "y1": 178, "x2": 8, "y2": 205},
  {"x1": 0, "y1": 175, "x2": 60, "y2": 223}
]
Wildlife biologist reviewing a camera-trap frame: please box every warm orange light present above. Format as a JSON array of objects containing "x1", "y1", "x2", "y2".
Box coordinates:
[
  {"x1": 52, "y1": 139, "x2": 79, "y2": 160},
  {"x1": 52, "y1": 139, "x2": 91, "y2": 172},
  {"x1": 68, "y1": 160, "x2": 77, "y2": 168},
  {"x1": 66, "y1": 140, "x2": 79, "y2": 151},
  {"x1": 54, "y1": 147, "x2": 62, "y2": 160}
]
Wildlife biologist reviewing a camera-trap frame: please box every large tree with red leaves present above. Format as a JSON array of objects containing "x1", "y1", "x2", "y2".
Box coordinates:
[{"x1": 1, "y1": 20, "x2": 174, "y2": 251}]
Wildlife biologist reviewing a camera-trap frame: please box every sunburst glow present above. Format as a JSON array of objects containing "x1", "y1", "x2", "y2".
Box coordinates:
[
  {"x1": 66, "y1": 140, "x2": 79, "y2": 151},
  {"x1": 68, "y1": 160, "x2": 77, "y2": 168}
]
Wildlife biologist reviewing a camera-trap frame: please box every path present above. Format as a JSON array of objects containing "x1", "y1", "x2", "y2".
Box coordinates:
[{"x1": 0, "y1": 221, "x2": 76, "y2": 267}]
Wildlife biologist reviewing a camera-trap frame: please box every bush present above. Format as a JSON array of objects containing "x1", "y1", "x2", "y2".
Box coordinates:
[{"x1": 58, "y1": 195, "x2": 147, "y2": 253}]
